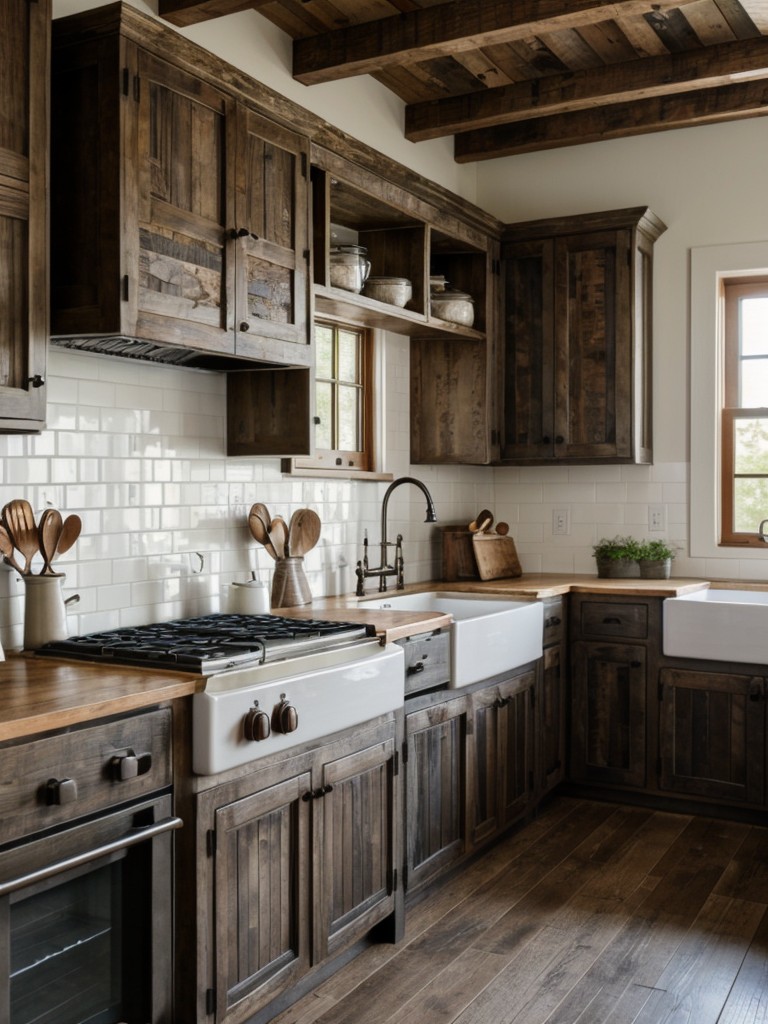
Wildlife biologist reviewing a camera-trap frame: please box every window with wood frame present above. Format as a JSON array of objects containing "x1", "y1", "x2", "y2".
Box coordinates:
[
  {"x1": 721, "y1": 278, "x2": 768, "y2": 546},
  {"x1": 292, "y1": 321, "x2": 374, "y2": 474}
]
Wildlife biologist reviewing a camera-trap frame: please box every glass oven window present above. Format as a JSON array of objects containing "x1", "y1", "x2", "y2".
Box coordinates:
[{"x1": 10, "y1": 853, "x2": 142, "y2": 1024}]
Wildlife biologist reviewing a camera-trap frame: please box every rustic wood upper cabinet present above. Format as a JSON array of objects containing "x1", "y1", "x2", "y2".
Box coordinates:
[
  {"x1": 500, "y1": 207, "x2": 666, "y2": 465},
  {"x1": 50, "y1": 4, "x2": 311, "y2": 371},
  {"x1": 0, "y1": 0, "x2": 49, "y2": 432}
]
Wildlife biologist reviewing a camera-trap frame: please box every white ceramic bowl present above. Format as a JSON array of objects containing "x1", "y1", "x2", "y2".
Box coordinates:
[
  {"x1": 431, "y1": 291, "x2": 474, "y2": 326},
  {"x1": 363, "y1": 276, "x2": 412, "y2": 307}
]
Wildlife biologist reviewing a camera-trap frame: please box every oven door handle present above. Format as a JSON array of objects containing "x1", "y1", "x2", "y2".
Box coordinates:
[{"x1": 0, "y1": 815, "x2": 183, "y2": 897}]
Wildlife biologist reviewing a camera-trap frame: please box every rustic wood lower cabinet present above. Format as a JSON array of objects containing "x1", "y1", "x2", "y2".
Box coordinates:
[
  {"x1": 174, "y1": 712, "x2": 402, "y2": 1024},
  {"x1": 568, "y1": 593, "x2": 768, "y2": 816},
  {"x1": 404, "y1": 664, "x2": 539, "y2": 897}
]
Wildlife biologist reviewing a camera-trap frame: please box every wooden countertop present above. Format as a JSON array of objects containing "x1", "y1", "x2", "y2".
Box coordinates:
[
  {"x1": 0, "y1": 654, "x2": 201, "y2": 742},
  {"x1": 0, "y1": 574, "x2": 746, "y2": 742}
]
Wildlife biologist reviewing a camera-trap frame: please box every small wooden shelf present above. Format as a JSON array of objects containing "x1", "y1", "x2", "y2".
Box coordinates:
[{"x1": 314, "y1": 285, "x2": 485, "y2": 342}]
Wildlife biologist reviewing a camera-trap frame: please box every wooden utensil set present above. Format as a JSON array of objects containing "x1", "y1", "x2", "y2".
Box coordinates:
[
  {"x1": 0, "y1": 499, "x2": 81, "y2": 576},
  {"x1": 248, "y1": 504, "x2": 321, "y2": 560},
  {"x1": 468, "y1": 509, "x2": 509, "y2": 536}
]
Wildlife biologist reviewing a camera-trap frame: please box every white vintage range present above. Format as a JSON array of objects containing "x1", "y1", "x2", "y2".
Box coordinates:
[{"x1": 40, "y1": 612, "x2": 404, "y2": 774}]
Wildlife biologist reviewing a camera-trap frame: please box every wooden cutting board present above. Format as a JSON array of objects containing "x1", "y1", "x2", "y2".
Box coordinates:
[{"x1": 472, "y1": 533, "x2": 522, "y2": 580}]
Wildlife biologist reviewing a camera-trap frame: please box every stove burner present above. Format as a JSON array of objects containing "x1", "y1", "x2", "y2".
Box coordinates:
[{"x1": 37, "y1": 613, "x2": 377, "y2": 673}]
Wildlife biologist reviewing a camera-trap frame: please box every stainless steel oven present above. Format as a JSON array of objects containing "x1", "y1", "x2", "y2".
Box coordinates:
[{"x1": 0, "y1": 709, "x2": 181, "y2": 1024}]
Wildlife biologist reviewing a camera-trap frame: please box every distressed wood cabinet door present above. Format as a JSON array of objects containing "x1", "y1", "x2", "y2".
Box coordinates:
[
  {"x1": 470, "y1": 670, "x2": 535, "y2": 848},
  {"x1": 319, "y1": 733, "x2": 399, "y2": 961},
  {"x1": 233, "y1": 107, "x2": 310, "y2": 360},
  {"x1": 212, "y1": 770, "x2": 312, "y2": 1024},
  {"x1": 570, "y1": 640, "x2": 647, "y2": 788},
  {"x1": 658, "y1": 668, "x2": 766, "y2": 805},
  {"x1": 0, "y1": 0, "x2": 49, "y2": 431},
  {"x1": 404, "y1": 696, "x2": 468, "y2": 894},
  {"x1": 136, "y1": 49, "x2": 235, "y2": 354}
]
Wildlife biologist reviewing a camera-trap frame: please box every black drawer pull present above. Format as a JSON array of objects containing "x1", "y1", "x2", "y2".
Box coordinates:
[
  {"x1": 602, "y1": 617, "x2": 622, "y2": 624},
  {"x1": 407, "y1": 661, "x2": 426, "y2": 675},
  {"x1": 544, "y1": 616, "x2": 561, "y2": 627}
]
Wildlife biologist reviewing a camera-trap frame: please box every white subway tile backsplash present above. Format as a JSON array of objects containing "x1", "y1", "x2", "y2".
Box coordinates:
[{"x1": 0, "y1": 343, "x2": 737, "y2": 652}]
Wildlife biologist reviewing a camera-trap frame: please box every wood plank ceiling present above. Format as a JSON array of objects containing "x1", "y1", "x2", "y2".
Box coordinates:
[{"x1": 159, "y1": 0, "x2": 768, "y2": 161}]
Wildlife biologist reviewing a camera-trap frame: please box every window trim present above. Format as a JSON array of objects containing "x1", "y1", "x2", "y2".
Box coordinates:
[
  {"x1": 284, "y1": 320, "x2": 393, "y2": 480},
  {"x1": 690, "y1": 242, "x2": 768, "y2": 560}
]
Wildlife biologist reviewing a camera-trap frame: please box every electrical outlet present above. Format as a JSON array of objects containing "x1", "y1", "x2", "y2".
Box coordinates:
[
  {"x1": 552, "y1": 508, "x2": 570, "y2": 536},
  {"x1": 649, "y1": 505, "x2": 666, "y2": 532}
]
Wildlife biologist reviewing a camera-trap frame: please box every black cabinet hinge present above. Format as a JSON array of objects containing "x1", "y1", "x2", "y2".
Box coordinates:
[
  {"x1": 206, "y1": 829, "x2": 216, "y2": 857},
  {"x1": 301, "y1": 151, "x2": 308, "y2": 177},
  {"x1": 206, "y1": 989, "x2": 216, "y2": 1015},
  {"x1": 392, "y1": 867, "x2": 398, "y2": 892},
  {"x1": 401, "y1": 741, "x2": 408, "y2": 765},
  {"x1": 393, "y1": 750, "x2": 399, "y2": 776},
  {"x1": 122, "y1": 274, "x2": 129, "y2": 302}
]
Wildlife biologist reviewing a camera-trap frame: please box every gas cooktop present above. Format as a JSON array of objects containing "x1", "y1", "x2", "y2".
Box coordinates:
[{"x1": 38, "y1": 613, "x2": 376, "y2": 673}]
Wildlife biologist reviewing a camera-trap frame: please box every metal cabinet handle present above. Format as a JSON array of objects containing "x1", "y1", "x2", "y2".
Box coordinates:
[
  {"x1": 110, "y1": 751, "x2": 152, "y2": 781},
  {"x1": 230, "y1": 227, "x2": 249, "y2": 239},
  {"x1": 45, "y1": 777, "x2": 78, "y2": 805},
  {"x1": 0, "y1": 816, "x2": 182, "y2": 897},
  {"x1": 603, "y1": 617, "x2": 622, "y2": 624},
  {"x1": 407, "y1": 661, "x2": 425, "y2": 675}
]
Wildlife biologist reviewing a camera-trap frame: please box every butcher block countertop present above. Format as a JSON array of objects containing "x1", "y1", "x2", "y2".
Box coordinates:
[{"x1": 0, "y1": 574, "x2": 738, "y2": 742}]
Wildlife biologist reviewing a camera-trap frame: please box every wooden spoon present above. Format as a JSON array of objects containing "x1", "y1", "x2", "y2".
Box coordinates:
[
  {"x1": 288, "y1": 509, "x2": 321, "y2": 557},
  {"x1": 250, "y1": 503, "x2": 271, "y2": 531},
  {"x1": 55, "y1": 514, "x2": 82, "y2": 559},
  {"x1": 3, "y1": 498, "x2": 39, "y2": 572},
  {"x1": 269, "y1": 515, "x2": 288, "y2": 559},
  {"x1": 0, "y1": 525, "x2": 24, "y2": 574},
  {"x1": 248, "y1": 508, "x2": 278, "y2": 559},
  {"x1": 38, "y1": 508, "x2": 63, "y2": 575}
]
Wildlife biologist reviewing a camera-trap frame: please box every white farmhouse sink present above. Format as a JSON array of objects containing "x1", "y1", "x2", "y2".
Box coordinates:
[
  {"x1": 663, "y1": 588, "x2": 768, "y2": 665},
  {"x1": 358, "y1": 591, "x2": 543, "y2": 687}
]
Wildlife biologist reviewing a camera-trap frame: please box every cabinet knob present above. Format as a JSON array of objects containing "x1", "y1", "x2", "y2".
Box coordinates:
[
  {"x1": 273, "y1": 696, "x2": 299, "y2": 734},
  {"x1": 239, "y1": 321, "x2": 250, "y2": 332},
  {"x1": 45, "y1": 777, "x2": 78, "y2": 805},
  {"x1": 230, "y1": 227, "x2": 249, "y2": 239},
  {"x1": 28, "y1": 375, "x2": 45, "y2": 388},
  {"x1": 244, "y1": 705, "x2": 271, "y2": 741},
  {"x1": 109, "y1": 751, "x2": 152, "y2": 781},
  {"x1": 407, "y1": 661, "x2": 425, "y2": 675}
]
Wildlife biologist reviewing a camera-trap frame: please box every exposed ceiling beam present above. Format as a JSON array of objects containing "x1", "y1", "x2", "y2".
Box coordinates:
[
  {"x1": 453, "y1": 78, "x2": 768, "y2": 160},
  {"x1": 159, "y1": 0, "x2": 272, "y2": 28},
  {"x1": 292, "y1": 0, "x2": 688, "y2": 86},
  {"x1": 406, "y1": 36, "x2": 768, "y2": 141}
]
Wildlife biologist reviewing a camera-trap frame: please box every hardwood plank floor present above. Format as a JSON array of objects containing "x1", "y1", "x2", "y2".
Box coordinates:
[{"x1": 271, "y1": 797, "x2": 768, "y2": 1024}]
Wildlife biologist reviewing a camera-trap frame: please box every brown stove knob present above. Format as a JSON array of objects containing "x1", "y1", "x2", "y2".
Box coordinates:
[
  {"x1": 273, "y1": 695, "x2": 299, "y2": 734},
  {"x1": 244, "y1": 705, "x2": 271, "y2": 742}
]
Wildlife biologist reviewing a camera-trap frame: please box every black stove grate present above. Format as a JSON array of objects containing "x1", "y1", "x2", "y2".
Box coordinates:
[{"x1": 37, "y1": 613, "x2": 377, "y2": 672}]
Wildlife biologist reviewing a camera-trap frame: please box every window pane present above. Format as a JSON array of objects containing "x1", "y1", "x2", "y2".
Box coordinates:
[
  {"x1": 315, "y1": 381, "x2": 332, "y2": 449},
  {"x1": 734, "y1": 477, "x2": 768, "y2": 532},
  {"x1": 734, "y1": 417, "x2": 768, "y2": 474},
  {"x1": 338, "y1": 385, "x2": 361, "y2": 451},
  {"x1": 338, "y1": 330, "x2": 360, "y2": 384},
  {"x1": 315, "y1": 324, "x2": 333, "y2": 379},
  {"x1": 741, "y1": 358, "x2": 768, "y2": 408},
  {"x1": 741, "y1": 296, "x2": 768, "y2": 357}
]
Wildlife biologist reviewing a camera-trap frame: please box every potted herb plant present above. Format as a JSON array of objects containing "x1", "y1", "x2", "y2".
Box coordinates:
[
  {"x1": 592, "y1": 536, "x2": 642, "y2": 578},
  {"x1": 637, "y1": 539, "x2": 676, "y2": 579}
]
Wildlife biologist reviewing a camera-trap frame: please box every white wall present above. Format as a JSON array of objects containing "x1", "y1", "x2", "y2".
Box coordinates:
[{"x1": 3, "y1": 2, "x2": 767, "y2": 649}]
